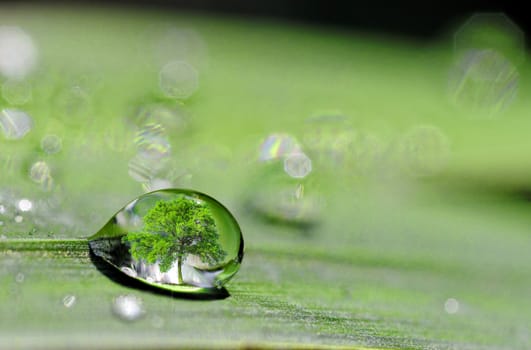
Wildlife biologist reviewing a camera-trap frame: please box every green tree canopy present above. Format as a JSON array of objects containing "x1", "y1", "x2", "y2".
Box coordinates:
[{"x1": 122, "y1": 197, "x2": 227, "y2": 283}]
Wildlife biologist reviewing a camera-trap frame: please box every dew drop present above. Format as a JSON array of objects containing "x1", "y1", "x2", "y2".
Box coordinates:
[
  {"x1": 15, "y1": 272, "x2": 24, "y2": 283},
  {"x1": 0, "y1": 109, "x2": 33, "y2": 140},
  {"x1": 62, "y1": 295, "x2": 76, "y2": 308},
  {"x1": 112, "y1": 294, "x2": 145, "y2": 321},
  {"x1": 29, "y1": 161, "x2": 54, "y2": 190},
  {"x1": 444, "y1": 298, "x2": 460, "y2": 314},
  {"x1": 89, "y1": 189, "x2": 244, "y2": 294},
  {"x1": 1, "y1": 79, "x2": 32, "y2": 105},
  {"x1": 302, "y1": 114, "x2": 355, "y2": 169},
  {"x1": 159, "y1": 60, "x2": 199, "y2": 100},
  {"x1": 40, "y1": 135, "x2": 63, "y2": 154},
  {"x1": 259, "y1": 133, "x2": 301, "y2": 162},
  {"x1": 284, "y1": 152, "x2": 312, "y2": 179},
  {"x1": 400, "y1": 125, "x2": 450, "y2": 177},
  {"x1": 449, "y1": 49, "x2": 518, "y2": 116},
  {"x1": 14, "y1": 215, "x2": 23, "y2": 223},
  {"x1": 18, "y1": 198, "x2": 32, "y2": 212}
]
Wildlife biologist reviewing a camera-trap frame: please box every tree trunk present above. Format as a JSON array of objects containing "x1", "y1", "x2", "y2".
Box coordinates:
[{"x1": 177, "y1": 259, "x2": 183, "y2": 284}]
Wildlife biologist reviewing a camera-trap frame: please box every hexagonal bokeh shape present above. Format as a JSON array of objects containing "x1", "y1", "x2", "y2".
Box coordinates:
[{"x1": 454, "y1": 13, "x2": 525, "y2": 65}]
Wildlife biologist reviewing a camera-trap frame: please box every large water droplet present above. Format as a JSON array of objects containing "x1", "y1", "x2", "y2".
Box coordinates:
[{"x1": 89, "y1": 189, "x2": 243, "y2": 294}]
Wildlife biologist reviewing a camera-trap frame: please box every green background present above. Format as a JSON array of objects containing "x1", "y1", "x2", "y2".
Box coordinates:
[{"x1": 0, "y1": 4, "x2": 530, "y2": 349}]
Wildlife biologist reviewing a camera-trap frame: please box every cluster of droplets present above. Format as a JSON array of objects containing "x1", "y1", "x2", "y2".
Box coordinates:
[{"x1": 247, "y1": 113, "x2": 452, "y2": 227}]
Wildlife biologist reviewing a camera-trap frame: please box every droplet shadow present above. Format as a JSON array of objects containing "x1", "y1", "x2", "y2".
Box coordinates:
[{"x1": 89, "y1": 250, "x2": 230, "y2": 300}]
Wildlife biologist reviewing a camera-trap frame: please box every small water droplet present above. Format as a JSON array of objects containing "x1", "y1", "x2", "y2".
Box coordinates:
[
  {"x1": 89, "y1": 189, "x2": 244, "y2": 294},
  {"x1": 40, "y1": 134, "x2": 63, "y2": 154},
  {"x1": 14, "y1": 215, "x2": 23, "y2": 223},
  {"x1": 134, "y1": 122, "x2": 171, "y2": 159},
  {"x1": 284, "y1": 153, "x2": 312, "y2": 179},
  {"x1": 259, "y1": 133, "x2": 301, "y2": 162},
  {"x1": 0, "y1": 204, "x2": 5, "y2": 214},
  {"x1": 159, "y1": 60, "x2": 198, "y2": 100},
  {"x1": 18, "y1": 198, "x2": 32, "y2": 212},
  {"x1": 444, "y1": 298, "x2": 460, "y2": 314},
  {"x1": 400, "y1": 125, "x2": 450, "y2": 177},
  {"x1": 449, "y1": 49, "x2": 518, "y2": 116},
  {"x1": 302, "y1": 114, "x2": 355, "y2": 169},
  {"x1": 15, "y1": 272, "x2": 24, "y2": 283},
  {"x1": 29, "y1": 161, "x2": 54, "y2": 190},
  {"x1": 0, "y1": 109, "x2": 33, "y2": 140},
  {"x1": 62, "y1": 295, "x2": 76, "y2": 308},
  {"x1": 1, "y1": 79, "x2": 32, "y2": 105},
  {"x1": 112, "y1": 294, "x2": 145, "y2": 321}
]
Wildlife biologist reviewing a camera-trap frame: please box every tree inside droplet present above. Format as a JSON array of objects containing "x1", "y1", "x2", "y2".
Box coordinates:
[
  {"x1": 88, "y1": 189, "x2": 243, "y2": 294},
  {"x1": 122, "y1": 197, "x2": 227, "y2": 284}
]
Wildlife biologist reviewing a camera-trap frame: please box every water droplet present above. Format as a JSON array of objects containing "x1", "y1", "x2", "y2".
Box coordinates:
[
  {"x1": 0, "y1": 204, "x2": 5, "y2": 214},
  {"x1": 112, "y1": 294, "x2": 145, "y2": 321},
  {"x1": 89, "y1": 189, "x2": 244, "y2": 294},
  {"x1": 0, "y1": 26, "x2": 38, "y2": 79},
  {"x1": 15, "y1": 272, "x2": 24, "y2": 283},
  {"x1": 40, "y1": 134, "x2": 62, "y2": 154},
  {"x1": 159, "y1": 60, "x2": 198, "y2": 100},
  {"x1": 454, "y1": 13, "x2": 525, "y2": 66},
  {"x1": 449, "y1": 49, "x2": 518, "y2": 116},
  {"x1": 259, "y1": 133, "x2": 301, "y2": 161},
  {"x1": 62, "y1": 295, "x2": 76, "y2": 308},
  {"x1": 284, "y1": 153, "x2": 312, "y2": 179},
  {"x1": 444, "y1": 298, "x2": 460, "y2": 314},
  {"x1": 140, "y1": 25, "x2": 208, "y2": 72},
  {"x1": 134, "y1": 122, "x2": 171, "y2": 159},
  {"x1": 400, "y1": 126, "x2": 450, "y2": 177},
  {"x1": 1, "y1": 79, "x2": 32, "y2": 105},
  {"x1": 18, "y1": 198, "x2": 32, "y2": 212},
  {"x1": 29, "y1": 161, "x2": 54, "y2": 190},
  {"x1": 0, "y1": 109, "x2": 33, "y2": 140},
  {"x1": 14, "y1": 215, "x2": 23, "y2": 223},
  {"x1": 131, "y1": 103, "x2": 188, "y2": 134}
]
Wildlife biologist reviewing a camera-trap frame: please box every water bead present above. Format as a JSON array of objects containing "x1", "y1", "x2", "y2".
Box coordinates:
[
  {"x1": 40, "y1": 135, "x2": 62, "y2": 154},
  {"x1": 0, "y1": 26, "x2": 38, "y2": 79},
  {"x1": 449, "y1": 49, "x2": 518, "y2": 116},
  {"x1": 1, "y1": 79, "x2": 32, "y2": 105},
  {"x1": 400, "y1": 125, "x2": 450, "y2": 177},
  {"x1": 454, "y1": 13, "x2": 525, "y2": 66},
  {"x1": 159, "y1": 60, "x2": 199, "y2": 100},
  {"x1": 258, "y1": 133, "x2": 301, "y2": 162},
  {"x1": 283, "y1": 152, "x2": 312, "y2": 179},
  {"x1": 29, "y1": 161, "x2": 54, "y2": 191},
  {"x1": 89, "y1": 189, "x2": 244, "y2": 294},
  {"x1": 131, "y1": 103, "x2": 188, "y2": 133},
  {"x1": 62, "y1": 295, "x2": 76, "y2": 308},
  {"x1": 17, "y1": 199, "x2": 32, "y2": 212},
  {"x1": 134, "y1": 122, "x2": 171, "y2": 159},
  {"x1": 0, "y1": 109, "x2": 33, "y2": 140},
  {"x1": 112, "y1": 294, "x2": 145, "y2": 321},
  {"x1": 302, "y1": 114, "x2": 355, "y2": 169}
]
